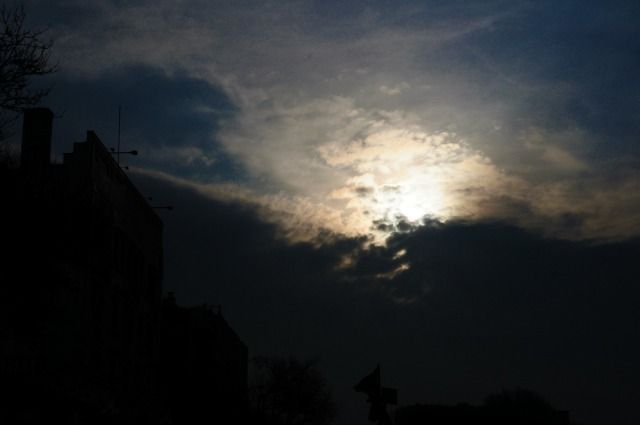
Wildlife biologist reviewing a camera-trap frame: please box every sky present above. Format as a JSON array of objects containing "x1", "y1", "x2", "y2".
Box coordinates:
[{"x1": 7, "y1": 0, "x2": 640, "y2": 423}]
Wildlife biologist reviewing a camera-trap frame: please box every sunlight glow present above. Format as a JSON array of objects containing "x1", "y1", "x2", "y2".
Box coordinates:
[
  {"x1": 321, "y1": 128, "x2": 470, "y2": 238},
  {"x1": 375, "y1": 178, "x2": 449, "y2": 222}
]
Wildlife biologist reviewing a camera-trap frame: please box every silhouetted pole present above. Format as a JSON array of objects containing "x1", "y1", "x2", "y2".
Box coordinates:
[
  {"x1": 117, "y1": 104, "x2": 121, "y2": 164},
  {"x1": 355, "y1": 365, "x2": 396, "y2": 425}
]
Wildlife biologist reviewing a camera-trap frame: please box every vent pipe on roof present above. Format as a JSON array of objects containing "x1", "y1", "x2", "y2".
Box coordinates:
[{"x1": 20, "y1": 108, "x2": 54, "y2": 174}]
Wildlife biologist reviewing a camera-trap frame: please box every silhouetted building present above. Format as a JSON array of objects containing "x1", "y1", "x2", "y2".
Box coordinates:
[
  {"x1": 2, "y1": 108, "x2": 164, "y2": 422},
  {"x1": 160, "y1": 293, "x2": 249, "y2": 423},
  {"x1": 1, "y1": 108, "x2": 247, "y2": 423}
]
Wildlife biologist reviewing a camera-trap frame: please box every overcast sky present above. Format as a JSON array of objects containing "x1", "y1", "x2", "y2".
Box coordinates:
[{"x1": 8, "y1": 1, "x2": 640, "y2": 423}]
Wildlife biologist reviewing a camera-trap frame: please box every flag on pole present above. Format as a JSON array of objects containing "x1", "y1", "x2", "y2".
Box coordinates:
[
  {"x1": 354, "y1": 365, "x2": 381, "y2": 397},
  {"x1": 382, "y1": 387, "x2": 398, "y2": 405}
]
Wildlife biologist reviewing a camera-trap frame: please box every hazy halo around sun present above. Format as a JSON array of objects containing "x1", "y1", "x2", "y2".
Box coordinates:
[{"x1": 317, "y1": 127, "x2": 501, "y2": 242}]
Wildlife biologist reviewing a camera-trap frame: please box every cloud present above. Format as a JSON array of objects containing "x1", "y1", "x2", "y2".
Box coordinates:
[
  {"x1": 16, "y1": 3, "x2": 640, "y2": 423},
  {"x1": 147, "y1": 146, "x2": 217, "y2": 167},
  {"x1": 32, "y1": 0, "x2": 640, "y2": 243},
  {"x1": 35, "y1": 65, "x2": 238, "y2": 182},
  {"x1": 132, "y1": 169, "x2": 640, "y2": 424}
]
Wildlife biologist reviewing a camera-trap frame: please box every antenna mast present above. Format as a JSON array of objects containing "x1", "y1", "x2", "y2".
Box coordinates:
[{"x1": 117, "y1": 105, "x2": 122, "y2": 164}]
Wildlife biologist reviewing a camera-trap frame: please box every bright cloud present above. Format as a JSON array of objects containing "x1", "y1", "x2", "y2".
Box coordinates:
[{"x1": 38, "y1": 0, "x2": 640, "y2": 243}]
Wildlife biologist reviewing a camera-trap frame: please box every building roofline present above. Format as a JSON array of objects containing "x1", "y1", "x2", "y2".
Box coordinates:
[{"x1": 84, "y1": 130, "x2": 163, "y2": 229}]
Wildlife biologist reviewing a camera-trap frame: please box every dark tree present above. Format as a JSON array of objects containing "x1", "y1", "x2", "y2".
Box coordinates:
[
  {"x1": 482, "y1": 387, "x2": 568, "y2": 423},
  {"x1": 250, "y1": 356, "x2": 337, "y2": 425},
  {"x1": 483, "y1": 387, "x2": 555, "y2": 412},
  {"x1": 0, "y1": 140, "x2": 16, "y2": 168},
  {"x1": 0, "y1": 4, "x2": 55, "y2": 139}
]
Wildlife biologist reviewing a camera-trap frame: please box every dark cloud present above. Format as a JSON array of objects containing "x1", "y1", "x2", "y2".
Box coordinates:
[
  {"x1": 133, "y1": 172, "x2": 640, "y2": 425},
  {"x1": 355, "y1": 186, "x2": 374, "y2": 197},
  {"x1": 471, "y1": 194, "x2": 592, "y2": 238},
  {"x1": 37, "y1": 65, "x2": 243, "y2": 181}
]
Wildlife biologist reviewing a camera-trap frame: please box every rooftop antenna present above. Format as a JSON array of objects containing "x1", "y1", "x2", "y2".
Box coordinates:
[
  {"x1": 110, "y1": 105, "x2": 137, "y2": 161},
  {"x1": 117, "y1": 104, "x2": 121, "y2": 165}
]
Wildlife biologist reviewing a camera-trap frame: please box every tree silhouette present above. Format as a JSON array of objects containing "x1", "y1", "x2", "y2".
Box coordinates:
[
  {"x1": 483, "y1": 387, "x2": 555, "y2": 412},
  {"x1": 482, "y1": 387, "x2": 566, "y2": 423},
  {"x1": 0, "y1": 141, "x2": 17, "y2": 169},
  {"x1": 250, "y1": 356, "x2": 337, "y2": 425},
  {"x1": 0, "y1": 4, "x2": 56, "y2": 140}
]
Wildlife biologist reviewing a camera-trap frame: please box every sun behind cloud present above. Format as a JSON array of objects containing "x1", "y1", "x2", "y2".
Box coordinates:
[
  {"x1": 318, "y1": 126, "x2": 504, "y2": 239},
  {"x1": 51, "y1": 0, "x2": 640, "y2": 246}
]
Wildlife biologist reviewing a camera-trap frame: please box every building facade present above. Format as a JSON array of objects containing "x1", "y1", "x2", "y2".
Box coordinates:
[
  {"x1": 1, "y1": 108, "x2": 247, "y2": 424},
  {"x1": 160, "y1": 294, "x2": 249, "y2": 423}
]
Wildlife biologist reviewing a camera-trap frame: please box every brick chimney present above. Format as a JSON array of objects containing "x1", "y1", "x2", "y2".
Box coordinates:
[{"x1": 20, "y1": 108, "x2": 54, "y2": 174}]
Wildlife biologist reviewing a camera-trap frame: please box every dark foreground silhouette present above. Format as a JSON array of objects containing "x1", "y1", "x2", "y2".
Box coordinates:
[
  {"x1": 1, "y1": 110, "x2": 575, "y2": 425},
  {"x1": 353, "y1": 365, "x2": 569, "y2": 425},
  {"x1": 395, "y1": 388, "x2": 570, "y2": 425},
  {"x1": 1, "y1": 109, "x2": 248, "y2": 423}
]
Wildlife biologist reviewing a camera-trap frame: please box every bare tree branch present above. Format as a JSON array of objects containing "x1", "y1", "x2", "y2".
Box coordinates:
[
  {"x1": 0, "y1": 3, "x2": 56, "y2": 140},
  {"x1": 250, "y1": 356, "x2": 337, "y2": 425}
]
